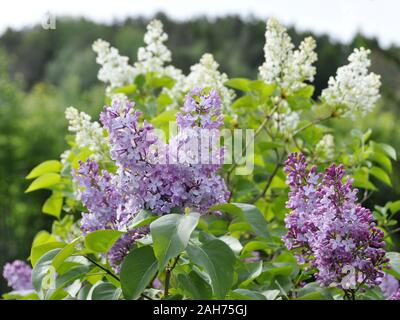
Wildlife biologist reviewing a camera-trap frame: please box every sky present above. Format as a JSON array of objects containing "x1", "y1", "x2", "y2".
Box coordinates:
[{"x1": 0, "y1": 0, "x2": 399, "y2": 47}]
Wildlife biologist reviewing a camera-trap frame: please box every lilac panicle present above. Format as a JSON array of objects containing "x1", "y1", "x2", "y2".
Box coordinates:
[
  {"x1": 74, "y1": 89, "x2": 229, "y2": 270},
  {"x1": 107, "y1": 228, "x2": 148, "y2": 272},
  {"x1": 3, "y1": 260, "x2": 33, "y2": 291},
  {"x1": 380, "y1": 273, "x2": 399, "y2": 299},
  {"x1": 73, "y1": 159, "x2": 121, "y2": 233},
  {"x1": 176, "y1": 87, "x2": 224, "y2": 130},
  {"x1": 389, "y1": 289, "x2": 400, "y2": 300},
  {"x1": 283, "y1": 153, "x2": 387, "y2": 289}
]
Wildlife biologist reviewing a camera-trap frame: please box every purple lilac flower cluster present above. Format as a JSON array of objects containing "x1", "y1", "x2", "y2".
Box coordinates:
[
  {"x1": 389, "y1": 289, "x2": 400, "y2": 300},
  {"x1": 379, "y1": 272, "x2": 400, "y2": 300},
  {"x1": 176, "y1": 87, "x2": 224, "y2": 130},
  {"x1": 107, "y1": 229, "x2": 148, "y2": 272},
  {"x1": 74, "y1": 88, "x2": 229, "y2": 271},
  {"x1": 3, "y1": 260, "x2": 33, "y2": 291},
  {"x1": 283, "y1": 153, "x2": 387, "y2": 289},
  {"x1": 379, "y1": 273, "x2": 399, "y2": 299}
]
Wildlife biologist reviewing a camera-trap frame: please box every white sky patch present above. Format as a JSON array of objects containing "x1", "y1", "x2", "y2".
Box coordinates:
[{"x1": 0, "y1": 0, "x2": 398, "y2": 47}]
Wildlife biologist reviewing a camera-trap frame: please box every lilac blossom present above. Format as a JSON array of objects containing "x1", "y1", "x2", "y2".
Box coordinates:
[
  {"x1": 389, "y1": 289, "x2": 400, "y2": 300},
  {"x1": 74, "y1": 89, "x2": 229, "y2": 271},
  {"x1": 107, "y1": 228, "x2": 148, "y2": 272},
  {"x1": 73, "y1": 160, "x2": 121, "y2": 233},
  {"x1": 3, "y1": 260, "x2": 33, "y2": 291},
  {"x1": 283, "y1": 153, "x2": 387, "y2": 289},
  {"x1": 379, "y1": 273, "x2": 399, "y2": 299}
]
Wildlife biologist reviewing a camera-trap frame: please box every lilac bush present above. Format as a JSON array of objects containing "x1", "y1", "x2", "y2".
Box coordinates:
[{"x1": 7, "y1": 18, "x2": 399, "y2": 301}]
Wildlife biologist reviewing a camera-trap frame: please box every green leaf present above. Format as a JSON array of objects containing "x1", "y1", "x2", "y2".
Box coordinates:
[
  {"x1": 45, "y1": 265, "x2": 90, "y2": 300},
  {"x1": 370, "y1": 152, "x2": 392, "y2": 173},
  {"x1": 228, "y1": 289, "x2": 266, "y2": 300},
  {"x1": 89, "y1": 282, "x2": 122, "y2": 300},
  {"x1": 237, "y1": 261, "x2": 263, "y2": 286},
  {"x1": 352, "y1": 169, "x2": 377, "y2": 191},
  {"x1": 258, "y1": 141, "x2": 285, "y2": 151},
  {"x1": 151, "y1": 109, "x2": 177, "y2": 128},
  {"x1": 389, "y1": 201, "x2": 400, "y2": 215},
  {"x1": 370, "y1": 166, "x2": 392, "y2": 186},
  {"x1": 249, "y1": 80, "x2": 276, "y2": 98},
  {"x1": 211, "y1": 203, "x2": 271, "y2": 241},
  {"x1": 372, "y1": 142, "x2": 397, "y2": 161},
  {"x1": 150, "y1": 212, "x2": 199, "y2": 271},
  {"x1": 31, "y1": 242, "x2": 66, "y2": 267},
  {"x1": 232, "y1": 96, "x2": 256, "y2": 110},
  {"x1": 242, "y1": 240, "x2": 271, "y2": 253},
  {"x1": 157, "y1": 92, "x2": 173, "y2": 108},
  {"x1": 294, "y1": 85, "x2": 314, "y2": 98},
  {"x1": 120, "y1": 246, "x2": 158, "y2": 300},
  {"x1": 263, "y1": 262, "x2": 299, "y2": 277},
  {"x1": 287, "y1": 96, "x2": 313, "y2": 110},
  {"x1": 26, "y1": 160, "x2": 62, "y2": 179},
  {"x1": 262, "y1": 290, "x2": 281, "y2": 300},
  {"x1": 219, "y1": 236, "x2": 243, "y2": 255},
  {"x1": 147, "y1": 75, "x2": 175, "y2": 89},
  {"x1": 207, "y1": 220, "x2": 229, "y2": 236},
  {"x1": 52, "y1": 237, "x2": 81, "y2": 271},
  {"x1": 296, "y1": 291, "x2": 327, "y2": 300},
  {"x1": 232, "y1": 203, "x2": 272, "y2": 241},
  {"x1": 295, "y1": 282, "x2": 334, "y2": 300},
  {"x1": 31, "y1": 230, "x2": 58, "y2": 248},
  {"x1": 25, "y1": 173, "x2": 61, "y2": 193},
  {"x1": 2, "y1": 291, "x2": 39, "y2": 300},
  {"x1": 128, "y1": 210, "x2": 158, "y2": 229},
  {"x1": 42, "y1": 192, "x2": 63, "y2": 218},
  {"x1": 352, "y1": 179, "x2": 377, "y2": 191},
  {"x1": 134, "y1": 74, "x2": 146, "y2": 89},
  {"x1": 225, "y1": 78, "x2": 251, "y2": 92},
  {"x1": 32, "y1": 249, "x2": 61, "y2": 298},
  {"x1": 386, "y1": 252, "x2": 400, "y2": 279},
  {"x1": 186, "y1": 239, "x2": 235, "y2": 299},
  {"x1": 112, "y1": 84, "x2": 137, "y2": 95},
  {"x1": 209, "y1": 203, "x2": 243, "y2": 216},
  {"x1": 177, "y1": 271, "x2": 212, "y2": 300},
  {"x1": 84, "y1": 230, "x2": 125, "y2": 253}
]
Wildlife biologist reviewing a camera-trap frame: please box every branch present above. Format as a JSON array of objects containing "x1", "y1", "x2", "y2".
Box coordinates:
[
  {"x1": 84, "y1": 255, "x2": 120, "y2": 282},
  {"x1": 292, "y1": 115, "x2": 332, "y2": 137},
  {"x1": 227, "y1": 104, "x2": 279, "y2": 182},
  {"x1": 84, "y1": 255, "x2": 154, "y2": 300},
  {"x1": 164, "y1": 255, "x2": 180, "y2": 297},
  {"x1": 251, "y1": 151, "x2": 286, "y2": 203}
]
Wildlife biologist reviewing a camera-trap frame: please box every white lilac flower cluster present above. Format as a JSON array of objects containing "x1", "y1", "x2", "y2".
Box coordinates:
[
  {"x1": 259, "y1": 18, "x2": 317, "y2": 94},
  {"x1": 92, "y1": 20, "x2": 234, "y2": 114},
  {"x1": 65, "y1": 107, "x2": 105, "y2": 160},
  {"x1": 135, "y1": 20, "x2": 174, "y2": 75},
  {"x1": 321, "y1": 48, "x2": 381, "y2": 119},
  {"x1": 92, "y1": 39, "x2": 136, "y2": 94},
  {"x1": 184, "y1": 53, "x2": 235, "y2": 112},
  {"x1": 259, "y1": 18, "x2": 317, "y2": 137},
  {"x1": 315, "y1": 134, "x2": 335, "y2": 161}
]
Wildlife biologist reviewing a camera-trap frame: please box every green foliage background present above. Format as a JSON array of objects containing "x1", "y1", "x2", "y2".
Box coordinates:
[{"x1": 0, "y1": 13, "x2": 400, "y2": 292}]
